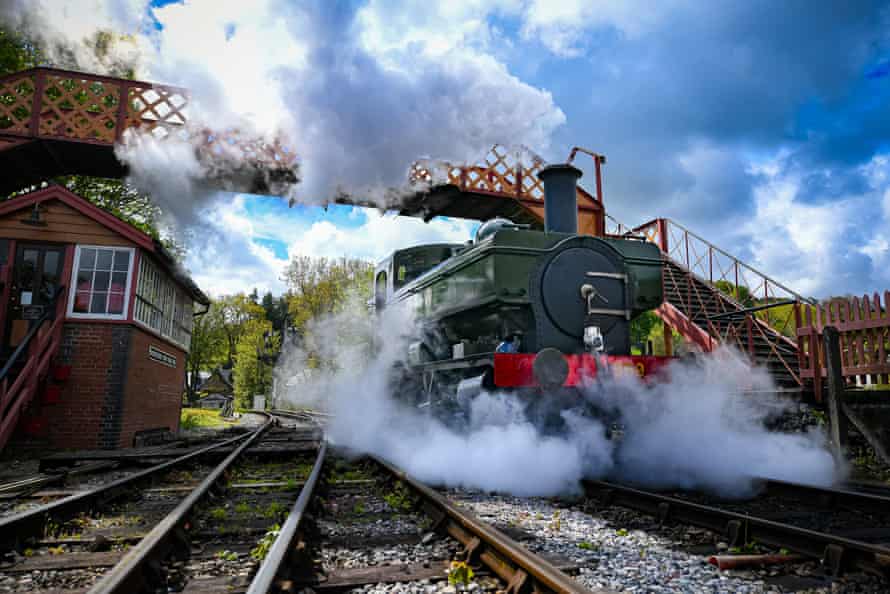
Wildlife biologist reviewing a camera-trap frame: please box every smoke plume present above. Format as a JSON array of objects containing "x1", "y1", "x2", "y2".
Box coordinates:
[
  {"x1": 275, "y1": 300, "x2": 840, "y2": 498},
  {"x1": 3, "y1": 0, "x2": 565, "y2": 225}
]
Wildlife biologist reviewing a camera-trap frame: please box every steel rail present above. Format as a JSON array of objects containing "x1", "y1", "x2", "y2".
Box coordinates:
[
  {"x1": 583, "y1": 479, "x2": 890, "y2": 576},
  {"x1": 0, "y1": 460, "x2": 117, "y2": 497},
  {"x1": 88, "y1": 418, "x2": 273, "y2": 593},
  {"x1": 246, "y1": 441, "x2": 327, "y2": 594},
  {"x1": 758, "y1": 477, "x2": 890, "y2": 517},
  {"x1": 0, "y1": 423, "x2": 264, "y2": 553},
  {"x1": 373, "y1": 456, "x2": 603, "y2": 594}
]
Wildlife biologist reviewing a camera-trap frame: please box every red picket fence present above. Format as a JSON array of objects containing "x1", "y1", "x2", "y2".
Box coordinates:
[{"x1": 797, "y1": 292, "x2": 890, "y2": 400}]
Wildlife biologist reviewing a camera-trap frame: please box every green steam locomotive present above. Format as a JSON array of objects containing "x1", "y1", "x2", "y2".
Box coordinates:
[{"x1": 374, "y1": 163, "x2": 670, "y2": 420}]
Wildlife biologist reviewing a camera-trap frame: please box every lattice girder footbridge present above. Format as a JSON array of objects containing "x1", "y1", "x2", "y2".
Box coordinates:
[{"x1": 0, "y1": 67, "x2": 298, "y2": 195}]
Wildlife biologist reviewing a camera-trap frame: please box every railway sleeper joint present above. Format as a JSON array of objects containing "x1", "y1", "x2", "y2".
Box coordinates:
[
  {"x1": 422, "y1": 502, "x2": 448, "y2": 533},
  {"x1": 823, "y1": 544, "x2": 847, "y2": 576},
  {"x1": 464, "y1": 536, "x2": 483, "y2": 566},
  {"x1": 725, "y1": 519, "x2": 744, "y2": 548},
  {"x1": 504, "y1": 567, "x2": 531, "y2": 594}
]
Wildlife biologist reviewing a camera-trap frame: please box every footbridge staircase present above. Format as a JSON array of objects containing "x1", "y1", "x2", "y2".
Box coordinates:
[{"x1": 621, "y1": 218, "x2": 810, "y2": 389}]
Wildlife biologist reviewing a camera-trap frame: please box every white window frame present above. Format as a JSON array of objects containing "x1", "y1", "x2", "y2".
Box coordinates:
[
  {"x1": 133, "y1": 255, "x2": 194, "y2": 351},
  {"x1": 66, "y1": 245, "x2": 135, "y2": 320}
]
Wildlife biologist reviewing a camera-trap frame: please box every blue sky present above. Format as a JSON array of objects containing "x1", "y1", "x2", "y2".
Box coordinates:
[
  {"x1": 9, "y1": 1, "x2": 887, "y2": 298},
  {"x1": 207, "y1": 1, "x2": 890, "y2": 298}
]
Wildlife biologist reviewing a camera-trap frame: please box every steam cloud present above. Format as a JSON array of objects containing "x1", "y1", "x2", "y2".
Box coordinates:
[
  {"x1": 3, "y1": 0, "x2": 565, "y2": 225},
  {"x1": 275, "y1": 299, "x2": 840, "y2": 498}
]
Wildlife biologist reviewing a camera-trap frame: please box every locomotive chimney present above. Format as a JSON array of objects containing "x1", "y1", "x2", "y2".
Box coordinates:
[{"x1": 538, "y1": 163, "x2": 582, "y2": 234}]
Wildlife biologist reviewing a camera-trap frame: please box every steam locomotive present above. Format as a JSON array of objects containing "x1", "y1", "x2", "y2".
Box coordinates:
[{"x1": 374, "y1": 163, "x2": 671, "y2": 424}]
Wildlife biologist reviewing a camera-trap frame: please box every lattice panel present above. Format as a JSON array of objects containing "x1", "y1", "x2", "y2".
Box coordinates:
[
  {"x1": 198, "y1": 129, "x2": 299, "y2": 169},
  {"x1": 0, "y1": 73, "x2": 34, "y2": 134},
  {"x1": 126, "y1": 85, "x2": 188, "y2": 139},
  {"x1": 409, "y1": 162, "x2": 433, "y2": 184},
  {"x1": 38, "y1": 75, "x2": 120, "y2": 142}
]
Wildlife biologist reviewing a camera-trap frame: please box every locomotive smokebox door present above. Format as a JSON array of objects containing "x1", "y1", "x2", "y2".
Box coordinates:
[{"x1": 530, "y1": 236, "x2": 630, "y2": 355}]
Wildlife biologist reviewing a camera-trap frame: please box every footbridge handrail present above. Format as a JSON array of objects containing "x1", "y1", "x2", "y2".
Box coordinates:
[{"x1": 631, "y1": 217, "x2": 814, "y2": 306}]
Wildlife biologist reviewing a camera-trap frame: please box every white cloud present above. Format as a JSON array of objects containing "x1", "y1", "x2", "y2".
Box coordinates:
[
  {"x1": 286, "y1": 211, "x2": 477, "y2": 264},
  {"x1": 520, "y1": 0, "x2": 675, "y2": 55},
  {"x1": 742, "y1": 152, "x2": 890, "y2": 297},
  {"x1": 185, "y1": 197, "x2": 477, "y2": 297}
]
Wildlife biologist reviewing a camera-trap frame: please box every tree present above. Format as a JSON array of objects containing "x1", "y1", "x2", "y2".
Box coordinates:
[
  {"x1": 185, "y1": 301, "x2": 227, "y2": 404},
  {"x1": 233, "y1": 318, "x2": 278, "y2": 408},
  {"x1": 714, "y1": 280, "x2": 755, "y2": 308},
  {"x1": 284, "y1": 255, "x2": 373, "y2": 337},
  {"x1": 0, "y1": 27, "x2": 41, "y2": 76},
  {"x1": 210, "y1": 294, "x2": 266, "y2": 366},
  {"x1": 261, "y1": 291, "x2": 290, "y2": 332},
  {"x1": 630, "y1": 311, "x2": 659, "y2": 353}
]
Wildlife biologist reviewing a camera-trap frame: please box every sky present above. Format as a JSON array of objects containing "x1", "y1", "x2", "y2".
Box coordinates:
[{"x1": 2, "y1": 1, "x2": 889, "y2": 298}]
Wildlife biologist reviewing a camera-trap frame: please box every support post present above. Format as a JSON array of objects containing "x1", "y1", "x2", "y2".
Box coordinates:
[
  {"x1": 663, "y1": 321, "x2": 673, "y2": 357},
  {"x1": 823, "y1": 326, "x2": 848, "y2": 458}
]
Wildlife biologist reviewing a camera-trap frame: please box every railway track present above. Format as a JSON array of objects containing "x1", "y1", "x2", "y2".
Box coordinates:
[
  {"x1": 0, "y1": 413, "x2": 321, "y2": 592},
  {"x1": 582, "y1": 477, "x2": 890, "y2": 578},
  {"x1": 0, "y1": 411, "x2": 599, "y2": 593}
]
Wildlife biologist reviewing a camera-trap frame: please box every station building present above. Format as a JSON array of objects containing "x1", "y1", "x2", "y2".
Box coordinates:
[{"x1": 0, "y1": 185, "x2": 208, "y2": 450}]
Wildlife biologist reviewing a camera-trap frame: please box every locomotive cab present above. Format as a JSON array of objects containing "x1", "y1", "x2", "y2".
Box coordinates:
[{"x1": 374, "y1": 243, "x2": 463, "y2": 310}]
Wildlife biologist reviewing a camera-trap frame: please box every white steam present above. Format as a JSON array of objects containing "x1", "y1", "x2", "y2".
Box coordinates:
[
  {"x1": 4, "y1": 0, "x2": 566, "y2": 228},
  {"x1": 275, "y1": 301, "x2": 840, "y2": 498},
  {"x1": 0, "y1": 0, "x2": 152, "y2": 75}
]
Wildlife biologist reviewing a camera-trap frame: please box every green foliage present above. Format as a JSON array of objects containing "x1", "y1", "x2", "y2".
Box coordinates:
[
  {"x1": 381, "y1": 481, "x2": 415, "y2": 512},
  {"x1": 261, "y1": 291, "x2": 290, "y2": 332},
  {"x1": 0, "y1": 27, "x2": 41, "y2": 77},
  {"x1": 644, "y1": 319, "x2": 684, "y2": 356},
  {"x1": 714, "y1": 280, "x2": 755, "y2": 308},
  {"x1": 284, "y1": 255, "x2": 373, "y2": 368},
  {"x1": 615, "y1": 528, "x2": 629, "y2": 537},
  {"x1": 216, "y1": 550, "x2": 238, "y2": 561},
  {"x1": 577, "y1": 541, "x2": 596, "y2": 550},
  {"x1": 728, "y1": 540, "x2": 759, "y2": 554},
  {"x1": 630, "y1": 311, "x2": 659, "y2": 352},
  {"x1": 214, "y1": 294, "x2": 267, "y2": 366},
  {"x1": 264, "y1": 502, "x2": 285, "y2": 519},
  {"x1": 235, "y1": 502, "x2": 251, "y2": 515},
  {"x1": 250, "y1": 524, "x2": 281, "y2": 561},
  {"x1": 180, "y1": 408, "x2": 233, "y2": 429},
  {"x1": 233, "y1": 317, "x2": 278, "y2": 408},
  {"x1": 447, "y1": 561, "x2": 475, "y2": 587},
  {"x1": 209, "y1": 507, "x2": 228, "y2": 521}
]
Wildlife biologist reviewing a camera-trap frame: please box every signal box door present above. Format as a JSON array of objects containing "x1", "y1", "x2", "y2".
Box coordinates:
[{"x1": 5, "y1": 244, "x2": 65, "y2": 351}]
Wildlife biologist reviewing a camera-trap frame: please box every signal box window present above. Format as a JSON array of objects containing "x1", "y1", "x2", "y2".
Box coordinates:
[{"x1": 69, "y1": 246, "x2": 134, "y2": 319}]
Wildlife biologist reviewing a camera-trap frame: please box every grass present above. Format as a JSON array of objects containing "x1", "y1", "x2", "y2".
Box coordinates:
[{"x1": 180, "y1": 408, "x2": 237, "y2": 430}]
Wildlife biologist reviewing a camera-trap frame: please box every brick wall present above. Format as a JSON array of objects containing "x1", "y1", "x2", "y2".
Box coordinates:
[
  {"x1": 45, "y1": 323, "x2": 115, "y2": 449},
  {"x1": 41, "y1": 322, "x2": 186, "y2": 449},
  {"x1": 119, "y1": 326, "x2": 186, "y2": 447}
]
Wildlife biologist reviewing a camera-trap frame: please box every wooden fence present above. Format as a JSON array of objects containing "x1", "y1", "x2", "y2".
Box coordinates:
[{"x1": 797, "y1": 292, "x2": 890, "y2": 399}]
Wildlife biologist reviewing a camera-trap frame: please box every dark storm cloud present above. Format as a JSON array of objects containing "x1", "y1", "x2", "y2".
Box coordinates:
[{"x1": 552, "y1": 1, "x2": 889, "y2": 234}]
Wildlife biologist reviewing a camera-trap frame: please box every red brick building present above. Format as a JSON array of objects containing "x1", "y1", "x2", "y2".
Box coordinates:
[{"x1": 0, "y1": 185, "x2": 209, "y2": 450}]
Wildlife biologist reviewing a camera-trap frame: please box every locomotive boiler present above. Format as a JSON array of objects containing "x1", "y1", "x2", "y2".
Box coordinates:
[{"x1": 374, "y1": 162, "x2": 671, "y2": 422}]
